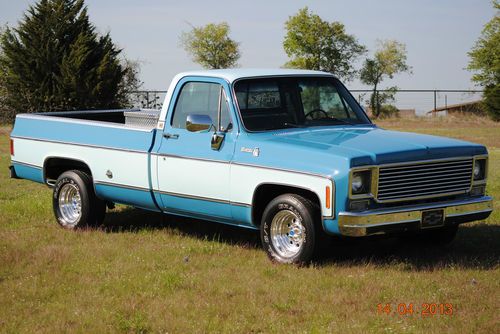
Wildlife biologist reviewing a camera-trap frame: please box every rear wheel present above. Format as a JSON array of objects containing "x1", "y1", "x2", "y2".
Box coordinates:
[
  {"x1": 260, "y1": 194, "x2": 321, "y2": 264},
  {"x1": 52, "y1": 170, "x2": 106, "y2": 229}
]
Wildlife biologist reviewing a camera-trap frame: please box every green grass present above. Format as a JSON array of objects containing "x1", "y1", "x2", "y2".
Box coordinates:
[{"x1": 1, "y1": 118, "x2": 499, "y2": 333}]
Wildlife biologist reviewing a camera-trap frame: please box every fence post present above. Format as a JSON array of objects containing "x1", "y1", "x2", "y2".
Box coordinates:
[{"x1": 433, "y1": 90, "x2": 437, "y2": 112}]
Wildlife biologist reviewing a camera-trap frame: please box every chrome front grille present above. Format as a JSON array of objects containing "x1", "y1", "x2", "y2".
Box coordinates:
[{"x1": 376, "y1": 158, "x2": 473, "y2": 202}]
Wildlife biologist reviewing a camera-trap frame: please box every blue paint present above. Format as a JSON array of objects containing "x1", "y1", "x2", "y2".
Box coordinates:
[
  {"x1": 12, "y1": 163, "x2": 44, "y2": 184},
  {"x1": 11, "y1": 116, "x2": 155, "y2": 153},
  {"x1": 322, "y1": 218, "x2": 340, "y2": 235},
  {"x1": 231, "y1": 204, "x2": 253, "y2": 226},
  {"x1": 95, "y1": 184, "x2": 160, "y2": 212},
  {"x1": 160, "y1": 193, "x2": 231, "y2": 222},
  {"x1": 158, "y1": 192, "x2": 255, "y2": 228}
]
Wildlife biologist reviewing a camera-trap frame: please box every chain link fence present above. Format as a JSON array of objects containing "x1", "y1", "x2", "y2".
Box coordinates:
[
  {"x1": 351, "y1": 89, "x2": 484, "y2": 116},
  {"x1": 128, "y1": 89, "x2": 484, "y2": 117}
]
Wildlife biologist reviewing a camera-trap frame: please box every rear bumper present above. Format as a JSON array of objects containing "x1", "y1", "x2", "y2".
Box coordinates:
[{"x1": 338, "y1": 196, "x2": 493, "y2": 237}]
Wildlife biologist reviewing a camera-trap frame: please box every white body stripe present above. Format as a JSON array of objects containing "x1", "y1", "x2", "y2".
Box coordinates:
[
  {"x1": 155, "y1": 156, "x2": 333, "y2": 216},
  {"x1": 13, "y1": 139, "x2": 333, "y2": 217},
  {"x1": 13, "y1": 138, "x2": 149, "y2": 189},
  {"x1": 157, "y1": 156, "x2": 230, "y2": 201},
  {"x1": 230, "y1": 164, "x2": 333, "y2": 217}
]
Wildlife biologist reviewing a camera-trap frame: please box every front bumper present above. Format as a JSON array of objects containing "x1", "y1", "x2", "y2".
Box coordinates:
[{"x1": 338, "y1": 196, "x2": 493, "y2": 237}]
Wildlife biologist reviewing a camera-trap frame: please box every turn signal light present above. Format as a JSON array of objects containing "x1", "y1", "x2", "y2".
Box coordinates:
[
  {"x1": 10, "y1": 138, "x2": 14, "y2": 156},
  {"x1": 326, "y1": 186, "x2": 331, "y2": 209}
]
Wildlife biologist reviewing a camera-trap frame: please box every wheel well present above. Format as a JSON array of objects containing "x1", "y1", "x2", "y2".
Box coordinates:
[
  {"x1": 43, "y1": 157, "x2": 91, "y2": 186},
  {"x1": 252, "y1": 184, "x2": 321, "y2": 226}
]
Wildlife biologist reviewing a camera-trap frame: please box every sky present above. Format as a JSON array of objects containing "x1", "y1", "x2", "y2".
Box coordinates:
[{"x1": 0, "y1": 0, "x2": 496, "y2": 91}]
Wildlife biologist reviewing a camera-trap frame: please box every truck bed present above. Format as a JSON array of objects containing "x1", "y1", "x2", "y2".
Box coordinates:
[
  {"x1": 10, "y1": 110, "x2": 161, "y2": 211},
  {"x1": 33, "y1": 109, "x2": 161, "y2": 129}
]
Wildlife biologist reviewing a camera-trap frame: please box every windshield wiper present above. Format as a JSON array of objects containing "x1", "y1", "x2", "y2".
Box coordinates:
[
  {"x1": 328, "y1": 117, "x2": 353, "y2": 125},
  {"x1": 282, "y1": 122, "x2": 305, "y2": 128}
]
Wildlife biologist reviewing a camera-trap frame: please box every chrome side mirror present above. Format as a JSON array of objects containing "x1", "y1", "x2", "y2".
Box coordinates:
[{"x1": 186, "y1": 114, "x2": 213, "y2": 132}]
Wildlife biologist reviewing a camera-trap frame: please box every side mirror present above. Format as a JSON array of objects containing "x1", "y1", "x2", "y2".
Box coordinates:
[{"x1": 186, "y1": 114, "x2": 213, "y2": 132}]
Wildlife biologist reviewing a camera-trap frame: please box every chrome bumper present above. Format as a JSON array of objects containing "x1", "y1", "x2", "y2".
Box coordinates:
[{"x1": 338, "y1": 196, "x2": 493, "y2": 237}]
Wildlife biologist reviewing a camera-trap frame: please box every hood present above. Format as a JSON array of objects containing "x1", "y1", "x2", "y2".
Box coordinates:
[{"x1": 249, "y1": 126, "x2": 487, "y2": 167}]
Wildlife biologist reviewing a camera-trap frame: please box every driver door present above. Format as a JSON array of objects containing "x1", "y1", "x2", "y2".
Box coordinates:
[{"x1": 156, "y1": 77, "x2": 236, "y2": 220}]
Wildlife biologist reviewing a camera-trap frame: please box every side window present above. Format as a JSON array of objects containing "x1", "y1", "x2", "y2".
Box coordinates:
[
  {"x1": 219, "y1": 89, "x2": 232, "y2": 132},
  {"x1": 171, "y1": 81, "x2": 232, "y2": 131}
]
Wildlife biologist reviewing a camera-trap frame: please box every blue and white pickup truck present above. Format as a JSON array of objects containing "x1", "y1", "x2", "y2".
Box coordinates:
[{"x1": 9, "y1": 69, "x2": 493, "y2": 264}]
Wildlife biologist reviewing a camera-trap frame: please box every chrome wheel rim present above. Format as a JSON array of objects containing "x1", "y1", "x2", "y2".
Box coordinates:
[
  {"x1": 270, "y1": 210, "x2": 305, "y2": 259},
  {"x1": 58, "y1": 183, "x2": 82, "y2": 226}
]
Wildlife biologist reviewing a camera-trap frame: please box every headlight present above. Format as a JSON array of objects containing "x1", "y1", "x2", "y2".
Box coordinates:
[
  {"x1": 351, "y1": 170, "x2": 372, "y2": 195},
  {"x1": 473, "y1": 158, "x2": 486, "y2": 181}
]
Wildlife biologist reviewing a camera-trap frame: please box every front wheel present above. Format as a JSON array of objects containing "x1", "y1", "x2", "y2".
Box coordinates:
[
  {"x1": 52, "y1": 170, "x2": 106, "y2": 229},
  {"x1": 260, "y1": 194, "x2": 320, "y2": 264}
]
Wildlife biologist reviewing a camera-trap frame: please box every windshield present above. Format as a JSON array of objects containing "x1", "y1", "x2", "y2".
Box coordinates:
[{"x1": 234, "y1": 76, "x2": 371, "y2": 131}]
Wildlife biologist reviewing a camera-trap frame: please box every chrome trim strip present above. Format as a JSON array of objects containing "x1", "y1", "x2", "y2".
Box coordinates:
[
  {"x1": 231, "y1": 161, "x2": 331, "y2": 179},
  {"x1": 338, "y1": 196, "x2": 493, "y2": 237},
  {"x1": 153, "y1": 153, "x2": 229, "y2": 164},
  {"x1": 155, "y1": 189, "x2": 252, "y2": 207},
  {"x1": 11, "y1": 160, "x2": 43, "y2": 170},
  {"x1": 95, "y1": 181, "x2": 252, "y2": 207},
  {"x1": 377, "y1": 156, "x2": 476, "y2": 168},
  {"x1": 156, "y1": 190, "x2": 230, "y2": 204},
  {"x1": 155, "y1": 154, "x2": 333, "y2": 180},
  {"x1": 11, "y1": 136, "x2": 149, "y2": 154},
  {"x1": 94, "y1": 181, "x2": 150, "y2": 192},
  {"x1": 16, "y1": 113, "x2": 156, "y2": 132},
  {"x1": 231, "y1": 202, "x2": 252, "y2": 208}
]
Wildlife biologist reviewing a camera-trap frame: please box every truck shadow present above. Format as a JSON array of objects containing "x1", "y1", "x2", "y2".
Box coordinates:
[
  {"x1": 102, "y1": 207, "x2": 261, "y2": 248},
  {"x1": 316, "y1": 224, "x2": 500, "y2": 270},
  {"x1": 102, "y1": 207, "x2": 499, "y2": 270}
]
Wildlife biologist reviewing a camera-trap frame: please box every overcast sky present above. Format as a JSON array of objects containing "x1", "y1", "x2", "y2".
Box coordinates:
[{"x1": 0, "y1": 0, "x2": 496, "y2": 90}]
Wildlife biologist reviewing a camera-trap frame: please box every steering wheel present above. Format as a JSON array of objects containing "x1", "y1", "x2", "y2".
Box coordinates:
[{"x1": 305, "y1": 108, "x2": 329, "y2": 120}]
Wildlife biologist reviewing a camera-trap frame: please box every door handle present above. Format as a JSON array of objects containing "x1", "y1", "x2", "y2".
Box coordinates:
[{"x1": 163, "y1": 133, "x2": 179, "y2": 139}]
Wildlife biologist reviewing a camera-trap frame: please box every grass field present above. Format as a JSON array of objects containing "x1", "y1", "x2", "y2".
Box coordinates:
[{"x1": 0, "y1": 116, "x2": 499, "y2": 333}]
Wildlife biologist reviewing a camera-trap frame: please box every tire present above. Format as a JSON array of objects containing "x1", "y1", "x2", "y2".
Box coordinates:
[
  {"x1": 52, "y1": 170, "x2": 106, "y2": 229},
  {"x1": 260, "y1": 194, "x2": 321, "y2": 264}
]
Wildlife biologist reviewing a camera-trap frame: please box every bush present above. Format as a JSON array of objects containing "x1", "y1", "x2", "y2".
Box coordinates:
[
  {"x1": 483, "y1": 84, "x2": 500, "y2": 121},
  {"x1": 0, "y1": 0, "x2": 140, "y2": 122}
]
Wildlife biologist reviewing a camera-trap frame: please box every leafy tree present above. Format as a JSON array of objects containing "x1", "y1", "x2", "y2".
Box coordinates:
[
  {"x1": 360, "y1": 40, "x2": 411, "y2": 118},
  {"x1": 467, "y1": 1, "x2": 500, "y2": 121},
  {"x1": 0, "y1": 0, "x2": 140, "y2": 120},
  {"x1": 180, "y1": 22, "x2": 240, "y2": 69},
  {"x1": 283, "y1": 7, "x2": 366, "y2": 81}
]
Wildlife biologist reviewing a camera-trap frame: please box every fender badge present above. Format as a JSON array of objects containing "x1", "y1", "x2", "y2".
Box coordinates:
[{"x1": 241, "y1": 147, "x2": 260, "y2": 157}]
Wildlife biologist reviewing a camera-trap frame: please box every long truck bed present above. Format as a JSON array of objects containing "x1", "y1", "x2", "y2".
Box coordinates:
[{"x1": 10, "y1": 110, "x2": 161, "y2": 211}]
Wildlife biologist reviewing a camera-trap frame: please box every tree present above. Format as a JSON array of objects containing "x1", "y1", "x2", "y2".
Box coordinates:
[
  {"x1": 0, "y1": 0, "x2": 140, "y2": 120},
  {"x1": 467, "y1": 1, "x2": 500, "y2": 121},
  {"x1": 360, "y1": 40, "x2": 411, "y2": 118},
  {"x1": 283, "y1": 7, "x2": 366, "y2": 81},
  {"x1": 180, "y1": 22, "x2": 240, "y2": 69}
]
